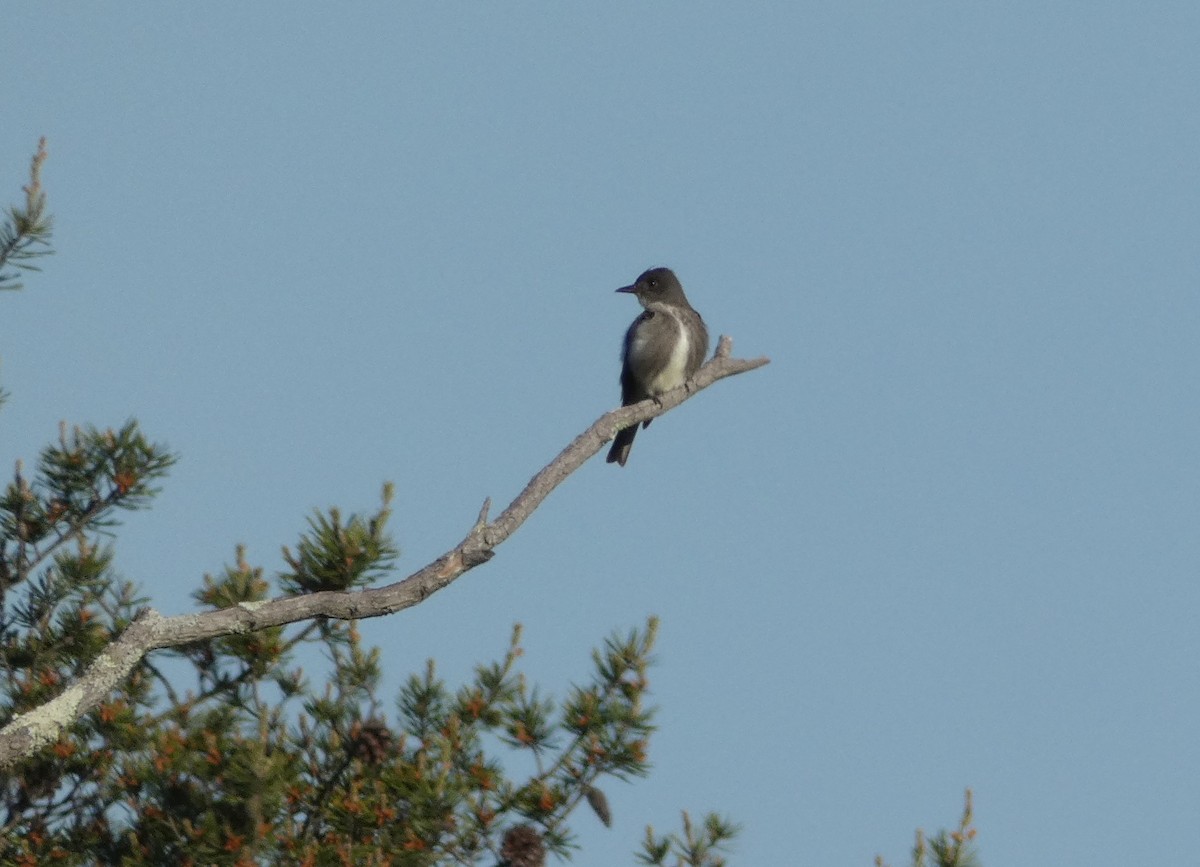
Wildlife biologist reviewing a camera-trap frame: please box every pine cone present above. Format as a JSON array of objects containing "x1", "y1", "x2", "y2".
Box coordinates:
[
  {"x1": 348, "y1": 718, "x2": 394, "y2": 765},
  {"x1": 499, "y1": 824, "x2": 546, "y2": 867},
  {"x1": 585, "y1": 785, "x2": 612, "y2": 827}
]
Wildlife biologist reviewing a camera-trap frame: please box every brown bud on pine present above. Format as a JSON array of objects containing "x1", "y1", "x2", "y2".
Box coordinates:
[
  {"x1": 585, "y1": 784, "x2": 612, "y2": 827},
  {"x1": 348, "y1": 718, "x2": 394, "y2": 765},
  {"x1": 499, "y1": 824, "x2": 545, "y2": 867}
]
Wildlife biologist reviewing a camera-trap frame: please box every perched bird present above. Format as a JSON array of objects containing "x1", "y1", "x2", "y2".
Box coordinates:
[{"x1": 607, "y1": 267, "x2": 709, "y2": 467}]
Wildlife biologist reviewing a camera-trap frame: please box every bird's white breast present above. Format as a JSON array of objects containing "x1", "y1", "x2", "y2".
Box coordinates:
[{"x1": 639, "y1": 311, "x2": 690, "y2": 396}]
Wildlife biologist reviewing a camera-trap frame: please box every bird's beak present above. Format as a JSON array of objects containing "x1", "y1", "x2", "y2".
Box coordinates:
[{"x1": 615, "y1": 284, "x2": 636, "y2": 294}]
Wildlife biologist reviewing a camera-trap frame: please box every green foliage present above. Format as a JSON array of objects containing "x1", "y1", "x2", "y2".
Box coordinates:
[
  {"x1": 876, "y1": 790, "x2": 981, "y2": 867},
  {"x1": 279, "y1": 484, "x2": 399, "y2": 593},
  {"x1": 0, "y1": 432, "x2": 677, "y2": 865},
  {"x1": 0, "y1": 137, "x2": 54, "y2": 408},
  {"x1": 636, "y1": 810, "x2": 740, "y2": 867},
  {"x1": 0, "y1": 138, "x2": 52, "y2": 292},
  {"x1": 0, "y1": 452, "x2": 675, "y2": 865},
  {"x1": 0, "y1": 421, "x2": 177, "y2": 593}
]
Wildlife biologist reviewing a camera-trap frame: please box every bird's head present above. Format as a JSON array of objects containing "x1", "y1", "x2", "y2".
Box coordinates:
[{"x1": 616, "y1": 267, "x2": 686, "y2": 308}]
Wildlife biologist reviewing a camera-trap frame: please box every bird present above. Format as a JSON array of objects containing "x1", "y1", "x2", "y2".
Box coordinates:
[{"x1": 607, "y1": 267, "x2": 709, "y2": 467}]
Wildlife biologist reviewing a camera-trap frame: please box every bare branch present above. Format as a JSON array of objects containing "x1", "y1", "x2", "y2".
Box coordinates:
[{"x1": 0, "y1": 336, "x2": 768, "y2": 769}]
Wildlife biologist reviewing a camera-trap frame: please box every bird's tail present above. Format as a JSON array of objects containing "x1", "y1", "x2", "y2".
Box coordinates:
[{"x1": 606, "y1": 423, "x2": 638, "y2": 467}]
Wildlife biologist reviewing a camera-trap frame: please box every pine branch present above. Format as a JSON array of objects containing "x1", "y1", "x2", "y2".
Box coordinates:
[
  {"x1": 0, "y1": 337, "x2": 768, "y2": 769},
  {"x1": 0, "y1": 138, "x2": 52, "y2": 291}
]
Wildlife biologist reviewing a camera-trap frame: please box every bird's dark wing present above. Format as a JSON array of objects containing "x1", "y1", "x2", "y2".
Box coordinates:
[
  {"x1": 620, "y1": 311, "x2": 655, "y2": 405},
  {"x1": 683, "y1": 308, "x2": 709, "y2": 376}
]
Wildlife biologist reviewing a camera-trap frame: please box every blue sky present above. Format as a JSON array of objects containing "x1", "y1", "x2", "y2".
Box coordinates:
[{"x1": 4, "y1": 4, "x2": 1200, "y2": 864}]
